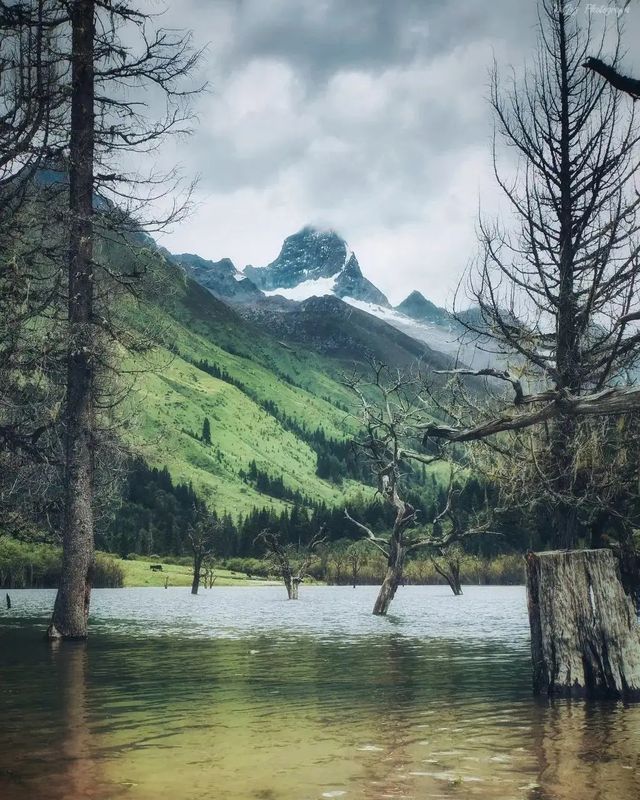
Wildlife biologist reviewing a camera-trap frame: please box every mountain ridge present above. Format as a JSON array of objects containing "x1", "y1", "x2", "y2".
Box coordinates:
[{"x1": 178, "y1": 225, "x2": 489, "y2": 366}]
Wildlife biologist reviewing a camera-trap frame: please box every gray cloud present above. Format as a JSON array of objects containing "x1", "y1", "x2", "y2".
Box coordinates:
[{"x1": 152, "y1": 0, "x2": 640, "y2": 306}]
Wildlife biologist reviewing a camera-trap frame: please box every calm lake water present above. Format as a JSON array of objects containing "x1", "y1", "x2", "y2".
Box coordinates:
[{"x1": 1, "y1": 585, "x2": 639, "y2": 800}]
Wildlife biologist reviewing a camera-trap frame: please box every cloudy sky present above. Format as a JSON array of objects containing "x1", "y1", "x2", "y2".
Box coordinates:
[{"x1": 152, "y1": 0, "x2": 640, "y2": 306}]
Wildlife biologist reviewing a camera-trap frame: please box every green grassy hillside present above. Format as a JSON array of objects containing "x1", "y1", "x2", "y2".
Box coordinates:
[{"x1": 114, "y1": 241, "x2": 378, "y2": 517}]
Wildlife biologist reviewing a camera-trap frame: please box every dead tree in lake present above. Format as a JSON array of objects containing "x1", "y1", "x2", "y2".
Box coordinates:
[
  {"x1": 202, "y1": 562, "x2": 216, "y2": 589},
  {"x1": 429, "y1": 546, "x2": 463, "y2": 596},
  {"x1": 42, "y1": 1, "x2": 203, "y2": 639},
  {"x1": 188, "y1": 511, "x2": 218, "y2": 595},
  {"x1": 426, "y1": 472, "x2": 498, "y2": 596},
  {"x1": 346, "y1": 541, "x2": 370, "y2": 587},
  {"x1": 422, "y1": 0, "x2": 640, "y2": 697},
  {"x1": 254, "y1": 528, "x2": 325, "y2": 599},
  {"x1": 344, "y1": 365, "x2": 494, "y2": 614}
]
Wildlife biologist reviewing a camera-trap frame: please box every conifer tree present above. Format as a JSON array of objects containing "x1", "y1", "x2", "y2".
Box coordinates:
[{"x1": 201, "y1": 417, "x2": 212, "y2": 445}]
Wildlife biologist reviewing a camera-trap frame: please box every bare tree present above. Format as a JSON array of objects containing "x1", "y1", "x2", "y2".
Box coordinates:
[
  {"x1": 0, "y1": 1, "x2": 65, "y2": 188},
  {"x1": 43, "y1": 0, "x2": 203, "y2": 639},
  {"x1": 188, "y1": 511, "x2": 217, "y2": 595},
  {"x1": 42, "y1": 0, "x2": 99, "y2": 641},
  {"x1": 328, "y1": 539, "x2": 349, "y2": 584},
  {"x1": 423, "y1": 0, "x2": 640, "y2": 698},
  {"x1": 202, "y1": 561, "x2": 216, "y2": 589},
  {"x1": 426, "y1": 0, "x2": 640, "y2": 549},
  {"x1": 346, "y1": 540, "x2": 370, "y2": 588},
  {"x1": 254, "y1": 528, "x2": 325, "y2": 600},
  {"x1": 425, "y1": 479, "x2": 496, "y2": 596},
  {"x1": 429, "y1": 545, "x2": 464, "y2": 596},
  {"x1": 343, "y1": 364, "x2": 492, "y2": 614}
]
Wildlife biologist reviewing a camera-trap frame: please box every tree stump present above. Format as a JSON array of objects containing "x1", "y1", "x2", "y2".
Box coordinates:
[{"x1": 525, "y1": 549, "x2": 640, "y2": 700}]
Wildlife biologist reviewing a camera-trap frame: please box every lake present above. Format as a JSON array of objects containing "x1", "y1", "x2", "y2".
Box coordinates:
[{"x1": 1, "y1": 585, "x2": 639, "y2": 800}]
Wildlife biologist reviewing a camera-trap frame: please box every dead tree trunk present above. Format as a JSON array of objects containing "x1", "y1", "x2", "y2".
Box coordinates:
[
  {"x1": 431, "y1": 556, "x2": 463, "y2": 596},
  {"x1": 373, "y1": 540, "x2": 406, "y2": 616},
  {"x1": 525, "y1": 549, "x2": 640, "y2": 700},
  {"x1": 255, "y1": 528, "x2": 324, "y2": 600},
  {"x1": 49, "y1": 0, "x2": 96, "y2": 640},
  {"x1": 191, "y1": 555, "x2": 202, "y2": 595},
  {"x1": 282, "y1": 569, "x2": 302, "y2": 599}
]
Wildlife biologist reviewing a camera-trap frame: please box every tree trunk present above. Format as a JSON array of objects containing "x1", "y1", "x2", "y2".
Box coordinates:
[
  {"x1": 191, "y1": 555, "x2": 202, "y2": 595},
  {"x1": 48, "y1": 0, "x2": 95, "y2": 641},
  {"x1": 431, "y1": 556, "x2": 463, "y2": 596},
  {"x1": 525, "y1": 549, "x2": 640, "y2": 699},
  {"x1": 373, "y1": 545, "x2": 405, "y2": 616},
  {"x1": 282, "y1": 572, "x2": 293, "y2": 599},
  {"x1": 290, "y1": 577, "x2": 300, "y2": 600},
  {"x1": 447, "y1": 561, "x2": 463, "y2": 596}
]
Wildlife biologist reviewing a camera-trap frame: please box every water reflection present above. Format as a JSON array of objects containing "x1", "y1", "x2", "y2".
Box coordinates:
[
  {"x1": 528, "y1": 701, "x2": 640, "y2": 800},
  {"x1": 53, "y1": 641, "x2": 104, "y2": 798},
  {"x1": 0, "y1": 637, "x2": 102, "y2": 800},
  {"x1": 1, "y1": 587, "x2": 639, "y2": 800}
]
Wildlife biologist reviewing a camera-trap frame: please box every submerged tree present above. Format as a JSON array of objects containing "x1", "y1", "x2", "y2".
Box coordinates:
[
  {"x1": 44, "y1": 0, "x2": 203, "y2": 639},
  {"x1": 344, "y1": 364, "x2": 493, "y2": 614},
  {"x1": 254, "y1": 528, "x2": 325, "y2": 599},
  {"x1": 188, "y1": 510, "x2": 218, "y2": 595},
  {"x1": 424, "y1": 0, "x2": 640, "y2": 698},
  {"x1": 429, "y1": 545, "x2": 464, "y2": 596},
  {"x1": 425, "y1": 480, "x2": 497, "y2": 596},
  {"x1": 346, "y1": 540, "x2": 370, "y2": 587}
]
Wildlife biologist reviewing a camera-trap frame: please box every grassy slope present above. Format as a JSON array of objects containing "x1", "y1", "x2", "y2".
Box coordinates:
[{"x1": 116, "y1": 244, "x2": 374, "y2": 516}]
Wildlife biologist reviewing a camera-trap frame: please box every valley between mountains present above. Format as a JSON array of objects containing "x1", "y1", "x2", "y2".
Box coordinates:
[{"x1": 124, "y1": 225, "x2": 472, "y2": 518}]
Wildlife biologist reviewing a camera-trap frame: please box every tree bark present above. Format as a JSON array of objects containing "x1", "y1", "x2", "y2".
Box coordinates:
[
  {"x1": 449, "y1": 562, "x2": 462, "y2": 596},
  {"x1": 49, "y1": 0, "x2": 95, "y2": 641},
  {"x1": 525, "y1": 549, "x2": 640, "y2": 700},
  {"x1": 431, "y1": 556, "x2": 463, "y2": 596},
  {"x1": 191, "y1": 555, "x2": 202, "y2": 595},
  {"x1": 373, "y1": 543, "x2": 405, "y2": 616}
]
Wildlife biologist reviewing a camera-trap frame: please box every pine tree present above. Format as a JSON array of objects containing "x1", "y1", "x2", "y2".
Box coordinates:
[{"x1": 201, "y1": 417, "x2": 212, "y2": 445}]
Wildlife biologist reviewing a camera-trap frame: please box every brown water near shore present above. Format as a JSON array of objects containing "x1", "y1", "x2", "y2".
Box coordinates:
[{"x1": 1, "y1": 585, "x2": 639, "y2": 800}]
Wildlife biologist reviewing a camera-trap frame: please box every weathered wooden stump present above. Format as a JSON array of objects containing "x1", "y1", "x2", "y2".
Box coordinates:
[{"x1": 525, "y1": 549, "x2": 640, "y2": 700}]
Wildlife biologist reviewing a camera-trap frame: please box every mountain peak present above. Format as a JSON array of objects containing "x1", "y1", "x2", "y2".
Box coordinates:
[
  {"x1": 404, "y1": 290, "x2": 427, "y2": 303},
  {"x1": 245, "y1": 226, "x2": 350, "y2": 291},
  {"x1": 396, "y1": 291, "x2": 450, "y2": 326},
  {"x1": 175, "y1": 252, "x2": 262, "y2": 303}
]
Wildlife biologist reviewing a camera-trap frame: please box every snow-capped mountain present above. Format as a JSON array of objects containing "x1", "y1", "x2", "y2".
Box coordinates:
[
  {"x1": 396, "y1": 290, "x2": 452, "y2": 327},
  {"x1": 244, "y1": 227, "x2": 389, "y2": 306},
  {"x1": 177, "y1": 225, "x2": 489, "y2": 366}
]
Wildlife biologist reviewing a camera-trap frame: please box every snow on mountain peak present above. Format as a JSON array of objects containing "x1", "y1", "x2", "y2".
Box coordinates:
[{"x1": 244, "y1": 226, "x2": 389, "y2": 307}]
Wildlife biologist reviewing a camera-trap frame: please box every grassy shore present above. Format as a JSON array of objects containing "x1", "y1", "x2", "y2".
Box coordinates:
[
  {"x1": 1, "y1": 538, "x2": 524, "y2": 589},
  {"x1": 118, "y1": 557, "x2": 280, "y2": 588}
]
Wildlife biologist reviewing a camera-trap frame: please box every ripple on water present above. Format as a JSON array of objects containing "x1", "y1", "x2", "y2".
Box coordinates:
[
  {"x1": 1, "y1": 586, "x2": 640, "y2": 800},
  {"x1": 1, "y1": 585, "x2": 531, "y2": 643}
]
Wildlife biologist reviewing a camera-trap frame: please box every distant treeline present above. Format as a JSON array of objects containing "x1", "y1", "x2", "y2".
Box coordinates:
[
  {"x1": 98, "y1": 458, "x2": 533, "y2": 561},
  {"x1": 239, "y1": 459, "x2": 314, "y2": 505},
  {"x1": 223, "y1": 552, "x2": 525, "y2": 586}
]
